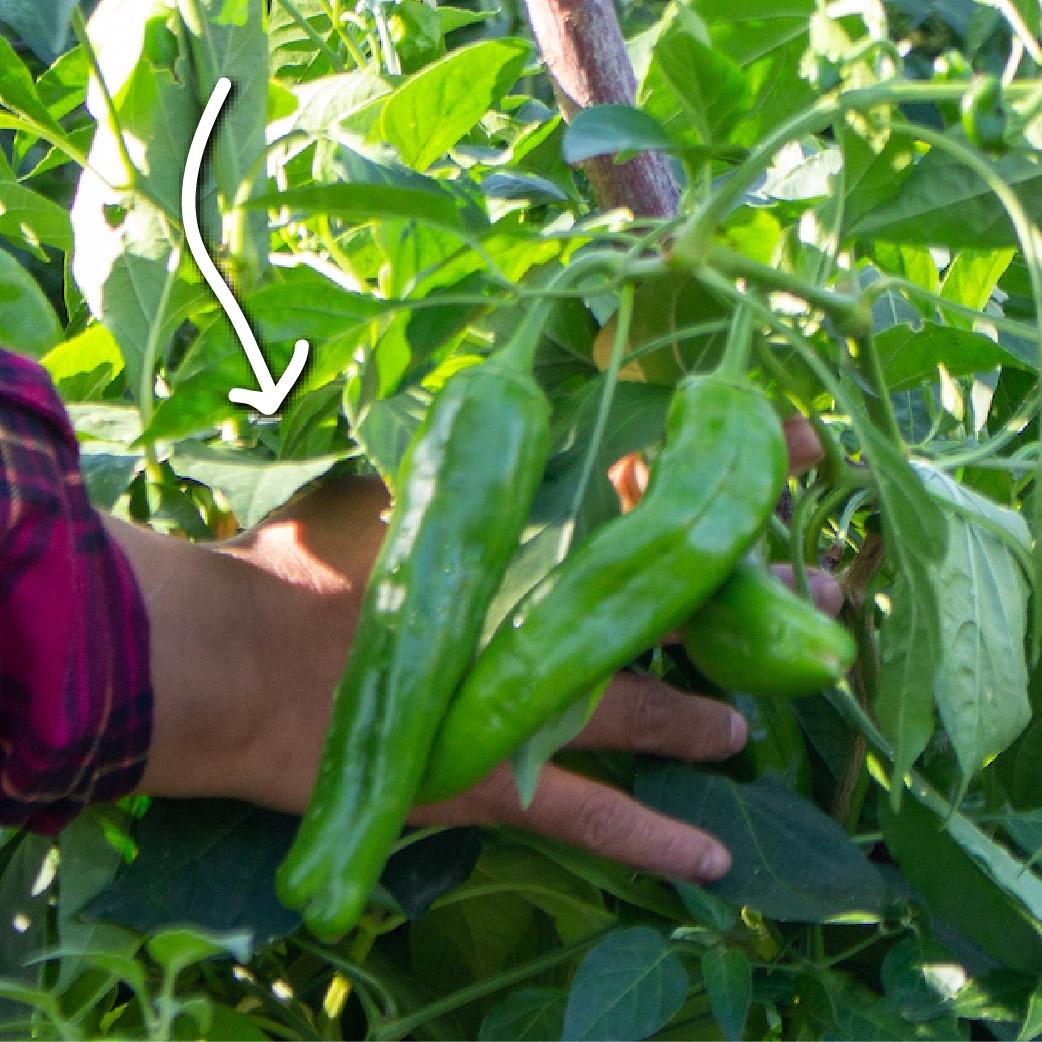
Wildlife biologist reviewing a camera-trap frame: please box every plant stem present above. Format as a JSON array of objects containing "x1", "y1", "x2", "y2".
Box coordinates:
[
  {"x1": 701, "y1": 245, "x2": 869, "y2": 338},
  {"x1": 559, "y1": 281, "x2": 634, "y2": 559},
  {"x1": 370, "y1": 930, "x2": 609, "y2": 1040},
  {"x1": 70, "y1": 8, "x2": 137, "y2": 189},
  {"x1": 852, "y1": 331, "x2": 902, "y2": 445},
  {"x1": 276, "y1": 0, "x2": 346, "y2": 71}
]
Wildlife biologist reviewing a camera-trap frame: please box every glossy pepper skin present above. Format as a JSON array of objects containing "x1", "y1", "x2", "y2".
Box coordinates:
[
  {"x1": 418, "y1": 374, "x2": 787, "y2": 804},
  {"x1": 277, "y1": 348, "x2": 550, "y2": 939},
  {"x1": 682, "y1": 561, "x2": 855, "y2": 698}
]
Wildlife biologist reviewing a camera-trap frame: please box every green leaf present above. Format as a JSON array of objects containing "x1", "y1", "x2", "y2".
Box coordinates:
[
  {"x1": 480, "y1": 987, "x2": 567, "y2": 1042},
  {"x1": 379, "y1": 38, "x2": 529, "y2": 171},
  {"x1": 914, "y1": 464, "x2": 1032, "y2": 785},
  {"x1": 673, "y1": 881, "x2": 737, "y2": 933},
  {"x1": 252, "y1": 181, "x2": 476, "y2": 233},
  {"x1": 640, "y1": 23, "x2": 750, "y2": 147},
  {"x1": 41, "y1": 324, "x2": 124, "y2": 400},
  {"x1": 562, "y1": 927, "x2": 687, "y2": 1041},
  {"x1": 510, "y1": 681, "x2": 607, "y2": 809},
  {"x1": 850, "y1": 148, "x2": 1042, "y2": 248},
  {"x1": 0, "y1": 178, "x2": 72, "y2": 253},
  {"x1": 877, "y1": 323, "x2": 1031, "y2": 391},
  {"x1": 562, "y1": 105, "x2": 674, "y2": 163},
  {"x1": 146, "y1": 927, "x2": 252, "y2": 974},
  {"x1": 634, "y1": 765, "x2": 885, "y2": 922},
  {"x1": 861, "y1": 421, "x2": 946, "y2": 791},
  {"x1": 71, "y1": 1, "x2": 202, "y2": 393},
  {"x1": 692, "y1": 0, "x2": 815, "y2": 149},
  {"x1": 701, "y1": 946, "x2": 751, "y2": 1041},
  {"x1": 800, "y1": 970, "x2": 924, "y2": 1041},
  {"x1": 56, "y1": 812, "x2": 138, "y2": 991},
  {"x1": 0, "y1": 31, "x2": 67, "y2": 131},
  {"x1": 87, "y1": 800, "x2": 302, "y2": 943},
  {"x1": 881, "y1": 795, "x2": 1042, "y2": 974},
  {"x1": 1017, "y1": 983, "x2": 1042, "y2": 1041},
  {"x1": 0, "y1": 245, "x2": 61, "y2": 355},
  {"x1": 940, "y1": 248, "x2": 1016, "y2": 324},
  {"x1": 410, "y1": 891, "x2": 534, "y2": 989},
  {"x1": 880, "y1": 936, "x2": 965, "y2": 1022},
  {"x1": 0, "y1": 0, "x2": 79, "y2": 62},
  {"x1": 473, "y1": 839, "x2": 612, "y2": 942},
  {"x1": 352, "y1": 384, "x2": 431, "y2": 491},
  {"x1": 168, "y1": 446, "x2": 342, "y2": 527}
]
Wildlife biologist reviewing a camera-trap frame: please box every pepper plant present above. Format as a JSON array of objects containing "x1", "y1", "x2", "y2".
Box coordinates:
[{"x1": 2, "y1": 0, "x2": 1042, "y2": 1038}]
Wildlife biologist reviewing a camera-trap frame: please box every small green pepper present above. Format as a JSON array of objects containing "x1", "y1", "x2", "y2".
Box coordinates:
[
  {"x1": 682, "y1": 561, "x2": 855, "y2": 698},
  {"x1": 961, "y1": 75, "x2": 1007, "y2": 152}
]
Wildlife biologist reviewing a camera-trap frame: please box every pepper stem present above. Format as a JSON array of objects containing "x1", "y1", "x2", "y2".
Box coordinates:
[{"x1": 495, "y1": 253, "x2": 621, "y2": 373}]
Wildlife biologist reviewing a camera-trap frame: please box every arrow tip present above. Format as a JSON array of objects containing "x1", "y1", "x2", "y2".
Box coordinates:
[{"x1": 228, "y1": 339, "x2": 310, "y2": 416}]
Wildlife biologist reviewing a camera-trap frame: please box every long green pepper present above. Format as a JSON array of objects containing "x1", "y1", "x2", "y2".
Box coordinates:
[
  {"x1": 418, "y1": 372, "x2": 788, "y2": 803},
  {"x1": 277, "y1": 286, "x2": 574, "y2": 938}
]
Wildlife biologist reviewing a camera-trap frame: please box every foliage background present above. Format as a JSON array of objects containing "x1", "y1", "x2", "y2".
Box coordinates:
[{"x1": 3, "y1": 0, "x2": 1042, "y2": 1038}]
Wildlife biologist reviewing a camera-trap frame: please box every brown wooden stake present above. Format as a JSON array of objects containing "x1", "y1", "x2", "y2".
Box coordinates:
[{"x1": 523, "y1": 0, "x2": 679, "y2": 218}]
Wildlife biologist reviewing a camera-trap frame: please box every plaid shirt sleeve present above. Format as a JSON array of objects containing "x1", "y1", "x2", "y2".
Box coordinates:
[{"x1": 0, "y1": 348, "x2": 153, "y2": 834}]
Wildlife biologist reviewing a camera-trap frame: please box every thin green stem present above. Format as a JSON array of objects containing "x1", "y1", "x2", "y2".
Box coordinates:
[
  {"x1": 317, "y1": 0, "x2": 369, "y2": 67},
  {"x1": 276, "y1": 0, "x2": 346, "y2": 71},
  {"x1": 137, "y1": 242, "x2": 183, "y2": 463},
  {"x1": 370, "y1": 930, "x2": 610, "y2": 1041},
  {"x1": 566, "y1": 277, "x2": 629, "y2": 554},
  {"x1": 703, "y1": 245, "x2": 869, "y2": 337},
  {"x1": 852, "y1": 331, "x2": 902, "y2": 444},
  {"x1": 559, "y1": 283, "x2": 634, "y2": 560},
  {"x1": 717, "y1": 301, "x2": 754, "y2": 379},
  {"x1": 70, "y1": 8, "x2": 138, "y2": 189}
]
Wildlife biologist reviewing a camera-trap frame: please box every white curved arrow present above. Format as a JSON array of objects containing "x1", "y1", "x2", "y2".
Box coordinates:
[{"x1": 182, "y1": 77, "x2": 308, "y2": 415}]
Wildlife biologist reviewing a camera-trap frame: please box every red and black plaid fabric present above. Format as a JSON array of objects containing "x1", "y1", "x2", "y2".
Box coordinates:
[{"x1": 0, "y1": 349, "x2": 152, "y2": 834}]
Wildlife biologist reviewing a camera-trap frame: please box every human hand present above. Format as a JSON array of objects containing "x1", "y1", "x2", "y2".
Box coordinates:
[{"x1": 407, "y1": 412, "x2": 841, "y2": 882}]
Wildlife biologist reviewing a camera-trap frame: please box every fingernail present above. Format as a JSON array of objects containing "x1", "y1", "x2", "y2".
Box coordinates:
[
  {"x1": 698, "y1": 845, "x2": 731, "y2": 882},
  {"x1": 728, "y1": 712, "x2": 748, "y2": 754}
]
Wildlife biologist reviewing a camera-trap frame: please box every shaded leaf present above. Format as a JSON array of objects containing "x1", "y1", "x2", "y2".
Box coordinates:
[
  {"x1": 562, "y1": 105, "x2": 674, "y2": 163},
  {"x1": 86, "y1": 800, "x2": 302, "y2": 943},
  {"x1": 0, "y1": 245, "x2": 61, "y2": 355},
  {"x1": 634, "y1": 764, "x2": 885, "y2": 921},
  {"x1": 881, "y1": 796, "x2": 1042, "y2": 974},
  {"x1": 562, "y1": 927, "x2": 687, "y2": 1041},
  {"x1": 480, "y1": 987, "x2": 567, "y2": 1042},
  {"x1": 702, "y1": 946, "x2": 751, "y2": 1041},
  {"x1": 376, "y1": 828, "x2": 481, "y2": 921}
]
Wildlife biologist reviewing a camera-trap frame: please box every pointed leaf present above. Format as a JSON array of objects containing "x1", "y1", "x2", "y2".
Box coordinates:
[
  {"x1": 635, "y1": 765, "x2": 885, "y2": 922},
  {"x1": 379, "y1": 38, "x2": 529, "y2": 171},
  {"x1": 563, "y1": 105, "x2": 675, "y2": 163},
  {"x1": 562, "y1": 927, "x2": 687, "y2": 1041},
  {"x1": 702, "y1": 946, "x2": 751, "y2": 1041}
]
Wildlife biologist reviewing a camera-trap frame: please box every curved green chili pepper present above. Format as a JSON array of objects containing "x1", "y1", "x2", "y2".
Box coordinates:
[
  {"x1": 277, "y1": 293, "x2": 563, "y2": 939},
  {"x1": 418, "y1": 373, "x2": 787, "y2": 803}
]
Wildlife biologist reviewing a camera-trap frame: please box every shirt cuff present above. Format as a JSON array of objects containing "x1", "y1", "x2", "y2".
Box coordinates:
[{"x1": 0, "y1": 349, "x2": 153, "y2": 834}]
